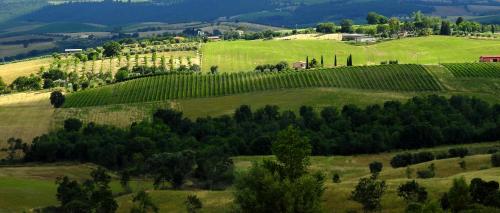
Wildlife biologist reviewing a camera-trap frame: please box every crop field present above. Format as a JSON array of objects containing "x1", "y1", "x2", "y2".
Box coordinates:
[
  {"x1": 63, "y1": 64, "x2": 443, "y2": 107},
  {"x1": 201, "y1": 36, "x2": 500, "y2": 72},
  {"x1": 2, "y1": 142, "x2": 500, "y2": 212},
  {"x1": 443, "y1": 63, "x2": 500, "y2": 78},
  {"x1": 0, "y1": 51, "x2": 198, "y2": 84}
]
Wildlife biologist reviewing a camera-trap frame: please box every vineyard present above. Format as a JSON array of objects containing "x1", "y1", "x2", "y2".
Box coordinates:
[
  {"x1": 64, "y1": 64, "x2": 444, "y2": 107},
  {"x1": 443, "y1": 63, "x2": 500, "y2": 78}
]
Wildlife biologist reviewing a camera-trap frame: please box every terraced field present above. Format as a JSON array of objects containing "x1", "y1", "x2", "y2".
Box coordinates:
[
  {"x1": 63, "y1": 64, "x2": 443, "y2": 107},
  {"x1": 443, "y1": 63, "x2": 500, "y2": 78}
]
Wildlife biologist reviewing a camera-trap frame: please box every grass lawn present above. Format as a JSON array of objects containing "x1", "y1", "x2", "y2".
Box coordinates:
[
  {"x1": 2, "y1": 142, "x2": 500, "y2": 212},
  {"x1": 202, "y1": 36, "x2": 500, "y2": 72}
]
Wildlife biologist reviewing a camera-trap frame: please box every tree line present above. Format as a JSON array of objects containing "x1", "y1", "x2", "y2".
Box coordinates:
[{"x1": 12, "y1": 95, "x2": 500, "y2": 165}]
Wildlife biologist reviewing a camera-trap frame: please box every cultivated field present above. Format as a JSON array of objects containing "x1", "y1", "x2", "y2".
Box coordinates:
[
  {"x1": 443, "y1": 63, "x2": 500, "y2": 78},
  {"x1": 1, "y1": 142, "x2": 500, "y2": 212},
  {"x1": 202, "y1": 36, "x2": 500, "y2": 72},
  {"x1": 0, "y1": 50, "x2": 198, "y2": 84},
  {"x1": 63, "y1": 64, "x2": 444, "y2": 107}
]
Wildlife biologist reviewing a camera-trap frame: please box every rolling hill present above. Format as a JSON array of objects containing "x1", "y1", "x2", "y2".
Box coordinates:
[{"x1": 2, "y1": 0, "x2": 499, "y2": 28}]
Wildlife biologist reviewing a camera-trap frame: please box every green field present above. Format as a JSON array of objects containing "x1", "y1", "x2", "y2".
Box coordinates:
[
  {"x1": 63, "y1": 64, "x2": 444, "y2": 107},
  {"x1": 443, "y1": 63, "x2": 500, "y2": 78},
  {"x1": 2, "y1": 142, "x2": 500, "y2": 212},
  {"x1": 202, "y1": 36, "x2": 500, "y2": 72}
]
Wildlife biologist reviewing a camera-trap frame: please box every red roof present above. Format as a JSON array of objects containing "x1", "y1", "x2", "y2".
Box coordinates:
[{"x1": 480, "y1": 56, "x2": 500, "y2": 58}]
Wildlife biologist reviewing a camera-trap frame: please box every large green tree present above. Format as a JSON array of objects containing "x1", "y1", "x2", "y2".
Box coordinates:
[{"x1": 233, "y1": 126, "x2": 325, "y2": 213}]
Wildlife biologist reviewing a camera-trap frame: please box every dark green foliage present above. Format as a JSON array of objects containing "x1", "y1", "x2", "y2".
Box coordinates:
[
  {"x1": 26, "y1": 95, "x2": 500, "y2": 169},
  {"x1": 469, "y1": 178, "x2": 500, "y2": 207},
  {"x1": 193, "y1": 146, "x2": 234, "y2": 190},
  {"x1": 398, "y1": 180, "x2": 428, "y2": 203},
  {"x1": 446, "y1": 177, "x2": 472, "y2": 212},
  {"x1": 369, "y1": 161, "x2": 383, "y2": 174},
  {"x1": 340, "y1": 19, "x2": 354, "y2": 33},
  {"x1": 42, "y1": 69, "x2": 66, "y2": 81},
  {"x1": 50, "y1": 91, "x2": 65, "y2": 108},
  {"x1": 55, "y1": 167, "x2": 117, "y2": 213},
  {"x1": 255, "y1": 61, "x2": 289, "y2": 72},
  {"x1": 316, "y1": 22, "x2": 336, "y2": 33},
  {"x1": 491, "y1": 153, "x2": 500, "y2": 167},
  {"x1": 440, "y1": 21, "x2": 452, "y2": 35},
  {"x1": 351, "y1": 175, "x2": 386, "y2": 212},
  {"x1": 185, "y1": 195, "x2": 202, "y2": 213},
  {"x1": 131, "y1": 191, "x2": 159, "y2": 213},
  {"x1": 390, "y1": 152, "x2": 435, "y2": 168},
  {"x1": 332, "y1": 173, "x2": 341, "y2": 183},
  {"x1": 449, "y1": 148, "x2": 469, "y2": 158},
  {"x1": 10, "y1": 75, "x2": 42, "y2": 91},
  {"x1": 416, "y1": 164, "x2": 435, "y2": 179},
  {"x1": 367, "y1": 12, "x2": 388, "y2": 24},
  {"x1": 146, "y1": 150, "x2": 196, "y2": 189},
  {"x1": 114, "y1": 68, "x2": 129, "y2": 82},
  {"x1": 233, "y1": 126, "x2": 325, "y2": 213},
  {"x1": 64, "y1": 118, "x2": 83, "y2": 132},
  {"x1": 103, "y1": 41, "x2": 122, "y2": 57}
]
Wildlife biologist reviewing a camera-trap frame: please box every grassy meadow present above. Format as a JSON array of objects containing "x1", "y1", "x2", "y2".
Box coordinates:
[
  {"x1": 1, "y1": 142, "x2": 500, "y2": 212},
  {"x1": 202, "y1": 36, "x2": 500, "y2": 72}
]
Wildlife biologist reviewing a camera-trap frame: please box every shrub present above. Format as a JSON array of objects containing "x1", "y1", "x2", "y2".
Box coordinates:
[
  {"x1": 369, "y1": 161, "x2": 383, "y2": 174},
  {"x1": 449, "y1": 148, "x2": 469, "y2": 158},
  {"x1": 185, "y1": 195, "x2": 202, "y2": 213},
  {"x1": 391, "y1": 153, "x2": 413, "y2": 168},
  {"x1": 491, "y1": 153, "x2": 500, "y2": 167},
  {"x1": 50, "y1": 91, "x2": 65, "y2": 108},
  {"x1": 398, "y1": 180, "x2": 428, "y2": 203},
  {"x1": 417, "y1": 164, "x2": 436, "y2": 179},
  {"x1": 332, "y1": 173, "x2": 341, "y2": 183},
  {"x1": 417, "y1": 170, "x2": 435, "y2": 179},
  {"x1": 64, "y1": 118, "x2": 83, "y2": 132},
  {"x1": 413, "y1": 152, "x2": 434, "y2": 164}
]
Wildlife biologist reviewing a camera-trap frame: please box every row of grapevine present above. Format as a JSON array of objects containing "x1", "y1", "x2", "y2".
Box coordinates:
[
  {"x1": 443, "y1": 63, "x2": 500, "y2": 78},
  {"x1": 64, "y1": 64, "x2": 444, "y2": 108}
]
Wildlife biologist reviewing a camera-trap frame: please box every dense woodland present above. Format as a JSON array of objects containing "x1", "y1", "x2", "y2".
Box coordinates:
[{"x1": 17, "y1": 95, "x2": 500, "y2": 167}]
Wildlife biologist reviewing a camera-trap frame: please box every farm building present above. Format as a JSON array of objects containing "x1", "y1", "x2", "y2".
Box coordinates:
[
  {"x1": 64, "y1": 49, "x2": 83, "y2": 53},
  {"x1": 342, "y1": 33, "x2": 377, "y2": 43},
  {"x1": 293, "y1": 61, "x2": 307, "y2": 70},
  {"x1": 207, "y1": 36, "x2": 221, "y2": 41},
  {"x1": 480, "y1": 56, "x2": 500, "y2": 62}
]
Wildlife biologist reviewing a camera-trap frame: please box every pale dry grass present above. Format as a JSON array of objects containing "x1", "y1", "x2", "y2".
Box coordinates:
[
  {"x1": 0, "y1": 91, "x2": 50, "y2": 106},
  {"x1": 0, "y1": 58, "x2": 52, "y2": 84},
  {"x1": 0, "y1": 91, "x2": 54, "y2": 146}
]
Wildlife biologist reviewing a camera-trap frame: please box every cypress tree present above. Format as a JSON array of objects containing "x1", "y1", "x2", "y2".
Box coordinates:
[
  {"x1": 321, "y1": 55, "x2": 324, "y2": 67},
  {"x1": 306, "y1": 56, "x2": 309, "y2": 69},
  {"x1": 334, "y1": 55, "x2": 337, "y2": 67}
]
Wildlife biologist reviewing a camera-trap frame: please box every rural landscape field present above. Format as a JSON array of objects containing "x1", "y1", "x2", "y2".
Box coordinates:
[{"x1": 0, "y1": 0, "x2": 500, "y2": 212}]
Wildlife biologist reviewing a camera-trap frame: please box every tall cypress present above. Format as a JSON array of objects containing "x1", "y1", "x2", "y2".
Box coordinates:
[
  {"x1": 321, "y1": 55, "x2": 324, "y2": 67},
  {"x1": 334, "y1": 55, "x2": 337, "y2": 67},
  {"x1": 306, "y1": 56, "x2": 309, "y2": 69}
]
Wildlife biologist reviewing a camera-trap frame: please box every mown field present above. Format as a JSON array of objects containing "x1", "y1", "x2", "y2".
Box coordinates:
[
  {"x1": 63, "y1": 64, "x2": 444, "y2": 107},
  {"x1": 1, "y1": 142, "x2": 500, "y2": 212},
  {"x1": 201, "y1": 36, "x2": 500, "y2": 72}
]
